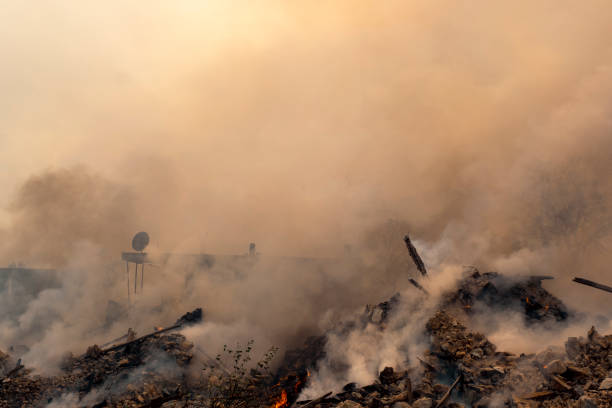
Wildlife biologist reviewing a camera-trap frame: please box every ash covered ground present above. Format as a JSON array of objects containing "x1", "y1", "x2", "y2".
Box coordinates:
[{"x1": 2, "y1": 238, "x2": 612, "y2": 408}]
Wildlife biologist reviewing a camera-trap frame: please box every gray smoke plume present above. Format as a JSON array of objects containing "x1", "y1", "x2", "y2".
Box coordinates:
[{"x1": 0, "y1": 1, "x2": 611, "y2": 380}]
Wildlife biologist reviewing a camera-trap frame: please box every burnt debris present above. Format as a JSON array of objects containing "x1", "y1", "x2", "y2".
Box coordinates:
[
  {"x1": 284, "y1": 309, "x2": 612, "y2": 408},
  {"x1": 2, "y1": 237, "x2": 610, "y2": 408},
  {"x1": 444, "y1": 269, "x2": 569, "y2": 323},
  {"x1": 0, "y1": 271, "x2": 608, "y2": 408},
  {"x1": 0, "y1": 314, "x2": 196, "y2": 407},
  {"x1": 573, "y1": 277, "x2": 612, "y2": 295},
  {"x1": 403, "y1": 234, "x2": 428, "y2": 276}
]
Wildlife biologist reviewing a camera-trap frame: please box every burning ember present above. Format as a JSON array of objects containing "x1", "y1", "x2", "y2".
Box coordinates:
[{"x1": 294, "y1": 369, "x2": 310, "y2": 392}]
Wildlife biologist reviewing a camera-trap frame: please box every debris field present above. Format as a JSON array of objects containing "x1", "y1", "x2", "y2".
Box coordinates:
[{"x1": 2, "y1": 237, "x2": 612, "y2": 408}]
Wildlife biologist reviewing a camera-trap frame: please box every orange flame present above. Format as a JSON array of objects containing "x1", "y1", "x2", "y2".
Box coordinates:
[
  {"x1": 525, "y1": 297, "x2": 530, "y2": 305},
  {"x1": 272, "y1": 389, "x2": 288, "y2": 408},
  {"x1": 294, "y1": 370, "x2": 311, "y2": 393},
  {"x1": 155, "y1": 326, "x2": 163, "y2": 331}
]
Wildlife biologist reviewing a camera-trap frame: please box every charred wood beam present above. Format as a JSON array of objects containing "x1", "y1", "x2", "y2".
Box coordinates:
[
  {"x1": 1, "y1": 358, "x2": 24, "y2": 380},
  {"x1": 434, "y1": 373, "x2": 462, "y2": 408},
  {"x1": 91, "y1": 309, "x2": 201, "y2": 356},
  {"x1": 573, "y1": 277, "x2": 612, "y2": 294},
  {"x1": 416, "y1": 356, "x2": 437, "y2": 372},
  {"x1": 100, "y1": 333, "x2": 129, "y2": 349},
  {"x1": 551, "y1": 375, "x2": 573, "y2": 392},
  {"x1": 518, "y1": 390, "x2": 555, "y2": 400},
  {"x1": 403, "y1": 234, "x2": 427, "y2": 276},
  {"x1": 408, "y1": 278, "x2": 429, "y2": 295},
  {"x1": 293, "y1": 391, "x2": 333, "y2": 408},
  {"x1": 101, "y1": 324, "x2": 182, "y2": 354}
]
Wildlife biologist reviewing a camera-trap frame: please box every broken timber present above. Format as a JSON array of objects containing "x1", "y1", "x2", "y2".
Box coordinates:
[
  {"x1": 293, "y1": 391, "x2": 333, "y2": 408},
  {"x1": 434, "y1": 373, "x2": 462, "y2": 408},
  {"x1": 573, "y1": 277, "x2": 612, "y2": 294},
  {"x1": 102, "y1": 324, "x2": 182, "y2": 354},
  {"x1": 98, "y1": 309, "x2": 202, "y2": 355},
  {"x1": 100, "y1": 332, "x2": 130, "y2": 349},
  {"x1": 404, "y1": 234, "x2": 427, "y2": 276},
  {"x1": 408, "y1": 278, "x2": 429, "y2": 295},
  {"x1": 518, "y1": 390, "x2": 556, "y2": 400},
  {"x1": 417, "y1": 356, "x2": 437, "y2": 372},
  {"x1": 1, "y1": 359, "x2": 24, "y2": 381}
]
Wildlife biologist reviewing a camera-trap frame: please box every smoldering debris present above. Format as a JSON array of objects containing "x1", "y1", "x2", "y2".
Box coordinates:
[
  {"x1": 442, "y1": 269, "x2": 569, "y2": 324},
  {"x1": 0, "y1": 306, "x2": 310, "y2": 408},
  {"x1": 403, "y1": 235, "x2": 427, "y2": 277},
  {"x1": 1, "y1": 239, "x2": 611, "y2": 408},
  {"x1": 2, "y1": 267, "x2": 612, "y2": 407},
  {"x1": 282, "y1": 272, "x2": 611, "y2": 408},
  {"x1": 0, "y1": 309, "x2": 202, "y2": 407}
]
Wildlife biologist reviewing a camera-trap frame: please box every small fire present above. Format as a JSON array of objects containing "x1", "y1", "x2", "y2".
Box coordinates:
[
  {"x1": 544, "y1": 304, "x2": 549, "y2": 311},
  {"x1": 294, "y1": 370, "x2": 311, "y2": 393},
  {"x1": 272, "y1": 389, "x2": 288, "y2": 408},
  {"x1": 155, "y1": 326, "x2": 164, "y2": 331},
  {"x1": 525, "y1": 297, "x2": 530, "y2": 305}
]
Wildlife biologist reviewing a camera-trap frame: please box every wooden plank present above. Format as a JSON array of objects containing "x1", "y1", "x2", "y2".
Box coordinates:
[
  {"x1": 519, "y1": 391, "x2": 555, "y2": 400},
  {"x1": 102, "y1": 324, "x2": 181, "y2": 354},
  {"x1": 293, "y1": 392, "x2": 333, "y2": 408},
  {"x1": 434, "y1": 374, "x2": 462, "y2": 408}
]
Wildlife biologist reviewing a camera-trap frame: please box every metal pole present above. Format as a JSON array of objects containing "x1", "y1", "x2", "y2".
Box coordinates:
[
  {"x1": 134, "y1": 263, "x2": 138, "y2": 294},
  {"x1": 126, "y1": 261, "x2": 130, "y2": 304},
  {"x1": 141, "y1": 264, "x2": 144, "y2": 292}
]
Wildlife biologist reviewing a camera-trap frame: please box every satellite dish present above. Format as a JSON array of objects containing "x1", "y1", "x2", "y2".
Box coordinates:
[{"x1": 132, "y1": 232, "x2": 150, "y2": 252}]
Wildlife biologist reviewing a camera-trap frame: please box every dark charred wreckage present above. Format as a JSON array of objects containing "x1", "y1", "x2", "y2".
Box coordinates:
[{"x1": 2, "y1": 234, "x2": 612, "y2": 407}]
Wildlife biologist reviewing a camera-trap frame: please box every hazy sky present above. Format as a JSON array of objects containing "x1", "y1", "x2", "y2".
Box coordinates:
[{"x1": 1, "y1": 1, "x2": 611, "y2": 262}]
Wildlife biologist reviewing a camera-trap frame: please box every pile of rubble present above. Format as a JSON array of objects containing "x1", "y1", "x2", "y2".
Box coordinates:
[
  {"x1": 289, "y1": 309, "x2": 612, "y2": 408},
  {"x1": 2, "y1": 269, "x2": 608, "y2": 408},
  {"x1": 3, "y1": 233, "x2": 612, "y2": 408},
  {"x1": 443, "y1": 269, "x2": 569, "y2": 323},
  {"x1": 0, "y1": 310, "x2": 201, "y2": 407},
  {"x1": 0, "y1": 305, "x2": 306, "y2": 408}
]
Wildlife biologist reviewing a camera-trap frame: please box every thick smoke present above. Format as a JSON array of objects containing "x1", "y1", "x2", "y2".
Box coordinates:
[{"x1": 0, "y1": 0, "x2": 611, "y2": 379}]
